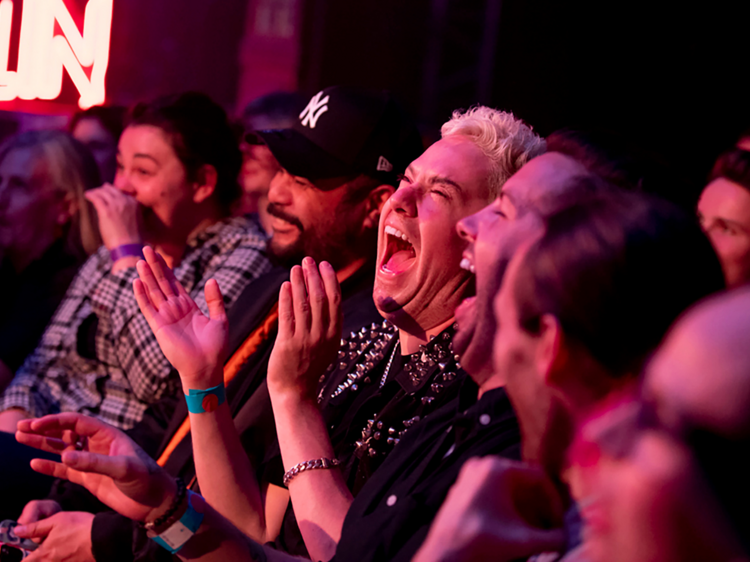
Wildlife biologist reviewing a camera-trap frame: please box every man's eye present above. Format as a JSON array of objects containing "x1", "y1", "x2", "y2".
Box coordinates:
[
  {"x1": 431, "y1": 190, "x2": 448, "y2": 199},
  {"x1": 397, "y1": 174, "x2": 411, "y2": 184}
]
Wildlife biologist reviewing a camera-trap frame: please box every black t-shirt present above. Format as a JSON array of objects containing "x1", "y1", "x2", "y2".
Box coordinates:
[{"x1": 332, "y1": 382, "x2": 520, "y2": 562}]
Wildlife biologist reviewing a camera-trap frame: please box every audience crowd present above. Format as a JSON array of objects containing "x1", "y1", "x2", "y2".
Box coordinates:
[{"x1": 0, "y1": 81, "x2": 748, "y2": 562}]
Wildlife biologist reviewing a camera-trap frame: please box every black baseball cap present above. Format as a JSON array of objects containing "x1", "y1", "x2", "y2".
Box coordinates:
[{"x1": 250, "y1": 86, "x2": 423, "y2": 186}]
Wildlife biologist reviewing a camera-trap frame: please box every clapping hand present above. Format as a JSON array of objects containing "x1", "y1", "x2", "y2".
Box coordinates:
[
  {"x1": 267, "y1": 257, "x2": 342, "y2": 402},
  {"x1": 133, "y1": 246, "x2": 228, "y2": 390},
  {"x1": 15, "y1": 413, "x2": 177, "y2": 523}
]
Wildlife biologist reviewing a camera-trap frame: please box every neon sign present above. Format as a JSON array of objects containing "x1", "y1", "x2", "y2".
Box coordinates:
[{"x1": 0, "y1": 0, "x2": 113, "y2": 109}]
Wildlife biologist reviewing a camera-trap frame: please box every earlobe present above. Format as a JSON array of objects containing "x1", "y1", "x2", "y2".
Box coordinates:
[
  {"x1": 362, "y1": 185, "x2": 395, "y2": 230},
  {"x1": 56, "y1": 192, "x2": 77, "y2": 226},
  {"x1": 537, "y1": 314, "x2": 566, "y2": 386},
  {"x1": 192, "y1": 164, "x2": 218, "y2": 204}
]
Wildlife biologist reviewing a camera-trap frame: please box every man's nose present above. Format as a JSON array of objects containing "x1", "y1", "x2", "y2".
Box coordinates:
[
  {"x1": 456, "y1": 213, "x2": 478, "y2": 243},
  {"x1": 268, "y1": 169, "x2": 293, "y2": 205},
  {"x1": 389, "y1": 184, "x2": 418, "y2": 217}
]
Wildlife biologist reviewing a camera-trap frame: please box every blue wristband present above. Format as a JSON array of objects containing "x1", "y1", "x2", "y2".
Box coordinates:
[
  {"x1": 185, "y1": 383, "x2": 226, "y2": 413},
  {"x1": 110, "y1": 243, "x2": 144, "y2": 262},
  {"x1": 151, "y1": 490, "x2": 205, "y2": 554}
]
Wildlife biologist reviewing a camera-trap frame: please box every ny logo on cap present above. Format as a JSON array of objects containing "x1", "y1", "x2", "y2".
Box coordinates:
[{"x1": 300, "y1": 91, "x2": 330, "y2": 129}]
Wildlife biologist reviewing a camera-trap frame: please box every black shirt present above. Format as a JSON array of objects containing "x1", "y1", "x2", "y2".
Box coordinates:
[{"x1": 332, "y1": 382, "x2": 520, "y2": 562}]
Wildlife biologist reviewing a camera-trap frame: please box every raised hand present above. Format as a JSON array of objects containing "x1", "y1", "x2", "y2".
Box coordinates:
[
  {"x1": 133, "y1": 245, "x2": 228, "y2": 389},
  {"x1": 85, "y1": 183, "x2": 143, "y2": 250},
  {"x1": 413, "y1": 456, "x2": 566, "y2": 562},
  {"x1": 15, "y1": 413, "x2": 177, "y2": 523},
  {"x1": 14, "y1": 511, "x2": 96, "y2": 562},
  {"x1": 267, "y1": 257, "x2": 342, "y2": 402}
]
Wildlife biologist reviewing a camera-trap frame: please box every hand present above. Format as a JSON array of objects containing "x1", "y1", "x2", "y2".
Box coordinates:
[
  {"x1": 0, "y1": 408, "x2": 30, "y2": 433},
  {"x1": 85, "y1": 184, "x2": 143, "y2": 250},
  {"x1": 18, "y1": 500, "x2": 62, "y2": 525},
  {"x1": 15, "y1": 511, "x2": 95, "y2": 562},
  {"x1": 267, "y1": 257, "x2": 342, "y2": 402},
  {"x1": 15, "y1": 413, "x2": 177, "y2": 523},
  {"x1": 413, "y1": 457, "x2": 566, "y2": 562},
  {"x1": 133, "y1": 246, "x2": 228, "y2": 389}
]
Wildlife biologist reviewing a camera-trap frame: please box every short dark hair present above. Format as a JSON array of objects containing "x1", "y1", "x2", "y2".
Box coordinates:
[
  {"x1": 69, "y1": 105, "x2": 127, "y2": 142},
  {"x1": 127, "y1": 92, "x2": 242, "y2": 214},
  {"x1": 709, "y1": 148, "x2": 750, "y2": 192},
  {"x1": 514, "y1": 187, "x2": 725, "y2": 378}
]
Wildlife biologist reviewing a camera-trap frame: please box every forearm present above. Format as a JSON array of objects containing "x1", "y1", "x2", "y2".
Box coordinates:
[
  {"x1": 178, "y1": 499, "x2": 304, "y2": 562},
  {"x1": 269, "y1": 391, "x2": 352, "y2": 562},
  {"x1": 189, "y1": 393, "x2": 271, "y2": 542}
]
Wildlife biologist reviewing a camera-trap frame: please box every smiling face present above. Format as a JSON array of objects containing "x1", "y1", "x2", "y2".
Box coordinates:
[
  {"x1": 114, "y1": 125, "x2": 196, "y2": 236},
  {"x1": 373, "y1": 135, "x2": 492, "y2": 332},
  {"x1": 453, "y1": 152, "x2": 587, "y2": 381},
  {"x1": 697, "y1": 177, "x2": 750, "y2": 288}
]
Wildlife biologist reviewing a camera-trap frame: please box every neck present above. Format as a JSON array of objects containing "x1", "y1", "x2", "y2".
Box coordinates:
[
  {"x1": 398, "y1": 316, "x2": 455, "y2": 355},
  {"x1": 335, "y1": 256, "x2": 368, "y2": 284},
  {"x1": 149, "y1": 213, "x2": 220, "y2": 269}
]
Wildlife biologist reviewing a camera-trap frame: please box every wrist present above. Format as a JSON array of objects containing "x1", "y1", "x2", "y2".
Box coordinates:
[
  {"x1": 145, "y1": 476, "x2": 180, "y2": 525},
  {"x1": 110, "y1": 243, "x2": 144, "y2": 262}
]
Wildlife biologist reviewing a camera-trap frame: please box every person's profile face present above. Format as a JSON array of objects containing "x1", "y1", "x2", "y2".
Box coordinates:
[
  {"x1": 372, "y1": 135, "x2": 492, "y2": 330},
  {"x1": 697, "y1": 177, "x2": 750, "y2": 288},
  {"x1": 73, "y1": 117, "x2": 118, "y2": 183}
]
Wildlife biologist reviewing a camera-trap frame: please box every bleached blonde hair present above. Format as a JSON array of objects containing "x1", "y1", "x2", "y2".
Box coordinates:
[{"x1": 441, "y1": 106, "x2": 546, "y2": 198}]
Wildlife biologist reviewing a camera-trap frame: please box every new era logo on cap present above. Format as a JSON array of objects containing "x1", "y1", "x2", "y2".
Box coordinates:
[
  {"x1": 377, "y1": 156, "x2": 393, "y2": 172},
  {"x1": 299, "y1": 91, "x2": 330, "y2": 129}
]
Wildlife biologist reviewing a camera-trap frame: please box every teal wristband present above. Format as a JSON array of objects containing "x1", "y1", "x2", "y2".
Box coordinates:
[
  {"x1": 184, "y1": 383, "x2": 225, "y2": 413},
  {"x1": 151, "y1": 490, "x2": 205, "y2": 554}
]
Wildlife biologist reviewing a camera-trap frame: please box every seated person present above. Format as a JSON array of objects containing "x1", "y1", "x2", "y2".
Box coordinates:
[
  {"x1": 70, "y1": 105, "x2": 127, "y2": 184},
  {"x1": 698, "y1": 147, "x2": 750, "y2": 287},
  {"x1": 12, "y1": 104, "x2": 546, "y2": 562},
  {"x1": 0, "y1": 130, "x2": 102, "y2": 391},
  {"x1": 0, "y1": 92, "x2": 271, "y2": 435},
  {"x1": 414, "y1": 187, "x2": 724, "y2": 562},
  {"x1": 571, "y1": 287, "x2": 750, "y2": 562}
]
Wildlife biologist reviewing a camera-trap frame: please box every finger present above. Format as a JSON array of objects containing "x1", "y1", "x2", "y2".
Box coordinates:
[
  {"x1": 204, "y1": 279, "x2": 227, "y2": 323},
  {"x1": 14, "y1": 518, "x2": 54, "y2": 540},
  {"x1": 61, "y1": 450, "x2": 134, "y2": 481},
  {"x1": 290, "y1": 265, "x2": 311, "y2": 332},
  {"x1": 29, "y1": 458, "x2": 72, "y2": 481},
  {"x1": 145, "y1": 246, "x2": 183, "y2": 298},
  {"x1": 277, "y1": 282, "x2": 294, "y2": 339},
  {"x1": 18, "y1": 500, "x2": 60, "y2": 526},
  {"x1": 133, "y1": 278, "x2": 160, "y2": 325},
  {"x1": 16, "y1": 431, "x2": 69, "y2": 454},
  {"x1": 137, "y1": 250, "x2": 169, "y2": 307},
  {"x1": 29, "y1": 412, "x2": 111, "y2": 439},
  {"x1": 303, "y1": 258, "x2": 328, "y2": 338},
  {"x1": 320, "y1": 261, "x2": 342, "y2": 339}
]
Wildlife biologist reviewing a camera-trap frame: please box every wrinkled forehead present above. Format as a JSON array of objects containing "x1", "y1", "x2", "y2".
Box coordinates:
[{"x1": 501, "y1": 152, "x2": 587, "y2": 213}]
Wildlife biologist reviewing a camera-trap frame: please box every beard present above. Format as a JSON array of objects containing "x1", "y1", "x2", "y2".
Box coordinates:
[{"x1": 267, "y1": 201, "x2": 374, "y2": 271}]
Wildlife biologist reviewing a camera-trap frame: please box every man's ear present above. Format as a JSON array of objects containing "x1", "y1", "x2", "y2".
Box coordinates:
[
  {"x1": 536, "y1": 313, "x2": 567, "y2": 387},
  {"x1": 192, "y1": 164, "x2": 218, "y2": 204},
  {"x1": 362, "y1": 184, "x2": 395, "y2": 230}
]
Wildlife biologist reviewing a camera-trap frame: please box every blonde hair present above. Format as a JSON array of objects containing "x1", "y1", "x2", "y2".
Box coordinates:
[
  {"x1": 0, "y1": 130, "x2": 102, "y2": 257},
  {"x1": 441, "y1": 106, "x2": 546, "y2": 198}
]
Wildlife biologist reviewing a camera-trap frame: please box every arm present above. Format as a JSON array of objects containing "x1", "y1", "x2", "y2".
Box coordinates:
[
  {"x1": 133, "y1": 247, "x2": 281, "y2": 542},
  {"x1": 14, "y1": 413, "x2": 304, "y2": 562},
  {"x1": 412, "y1": 457, "x2": 566, "y2": 562},
  {"x1": 266, "y1": 258, "x2": 352, "y2": 562}
]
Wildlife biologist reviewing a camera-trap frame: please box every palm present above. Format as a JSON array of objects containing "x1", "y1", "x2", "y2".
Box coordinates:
[{"x1": 134, "y1": 247, "x2": 228, "y2": 384}]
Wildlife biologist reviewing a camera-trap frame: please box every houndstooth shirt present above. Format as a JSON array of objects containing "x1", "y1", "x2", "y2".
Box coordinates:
[{"x1": 0, "y1": 215, "x2": 272, "y2": 430}]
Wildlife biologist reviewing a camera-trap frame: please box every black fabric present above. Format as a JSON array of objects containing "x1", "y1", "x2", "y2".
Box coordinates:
[
  {"x1": 0, "y1": 432, "x2": 60, "y2": 520},
  {"x1": 0, "y1": 239, "x2": 83, "y2": 371},
  {"x1": 331, "y1": 383, "x2": 520, "y2": 562}
]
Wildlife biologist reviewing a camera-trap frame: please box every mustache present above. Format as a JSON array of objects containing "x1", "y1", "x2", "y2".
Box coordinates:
[{"x1": 267, "y1": 203, "x2": 304, "y2": 232}]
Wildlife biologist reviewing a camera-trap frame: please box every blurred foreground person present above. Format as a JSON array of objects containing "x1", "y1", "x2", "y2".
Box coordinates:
[
  {"x1": 698, "y1": 147, "x2": 750, "y2": 287},
  {"x1": 572, "y1": 288, "x2": 750, "y2": 562},
  {"x1": 70, "y1": 105, "x2": 127, "y2": 184},
  {"x1": 415, "y1": 189, "x2": 724, "y2": 562},
  {"x1": 0, "y1": 130, "x2": 101, "y2": 391},
  {"x1": 0, "y1": 92, "x2": 271, "y2": 436},
  {"x1": 235, "y1": 92, "x2": 307, "y2": 231}
]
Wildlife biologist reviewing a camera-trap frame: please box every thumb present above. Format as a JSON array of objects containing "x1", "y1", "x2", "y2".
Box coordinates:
[{"x1": 204, "y1": 279, "x2": 227, "y2": 322}]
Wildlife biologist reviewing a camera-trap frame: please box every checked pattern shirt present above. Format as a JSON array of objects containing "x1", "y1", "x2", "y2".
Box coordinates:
[{"x1": 0, "y1": 215, "x2": 271, "y2": 429}]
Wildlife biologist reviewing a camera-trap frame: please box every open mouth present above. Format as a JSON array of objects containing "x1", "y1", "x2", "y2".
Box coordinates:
[{"x1": 381, "y1": 224, "x2": 417, "y2": 274}]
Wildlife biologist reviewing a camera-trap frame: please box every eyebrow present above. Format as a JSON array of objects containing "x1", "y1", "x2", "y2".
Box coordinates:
[
  {"x1": 404, "y1": 165, "x2": 463, "y2": 194},
  {"x1": 132, "y1": 153, "x2": 160, "y2": 165}
]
